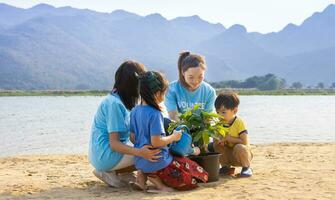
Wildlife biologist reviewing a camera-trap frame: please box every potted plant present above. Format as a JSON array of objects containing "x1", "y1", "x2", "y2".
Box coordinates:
[{"x1": 167, "y1": 104, "x2": 228, "y2": 182}]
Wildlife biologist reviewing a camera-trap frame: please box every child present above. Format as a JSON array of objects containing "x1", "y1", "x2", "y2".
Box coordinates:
[
  {"x1": 130, "y1": 71, "x2": 208, "y2": 192},
  {"x1": 208, "y1": 92, "x2": 253, "y2": 177}
]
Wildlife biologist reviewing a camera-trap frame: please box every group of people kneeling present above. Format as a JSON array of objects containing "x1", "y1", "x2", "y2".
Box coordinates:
[{"x1": 89, "y1": 51, "x2": 253, "y2": 193}]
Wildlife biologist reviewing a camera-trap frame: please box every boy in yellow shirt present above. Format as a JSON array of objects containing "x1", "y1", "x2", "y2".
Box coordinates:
[{"x1": 208, "y1": 92, "x2": 253, "y2": 177}]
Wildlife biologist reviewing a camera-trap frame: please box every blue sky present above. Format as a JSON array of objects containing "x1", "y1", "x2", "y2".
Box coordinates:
[{"x1": 1, "y1": 0, "x2": 335, "y2": 33}]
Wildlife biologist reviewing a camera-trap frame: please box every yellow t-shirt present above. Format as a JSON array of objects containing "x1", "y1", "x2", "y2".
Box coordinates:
[{"x1": 223, "y1": 116, "x2": 248, "y2": 147}]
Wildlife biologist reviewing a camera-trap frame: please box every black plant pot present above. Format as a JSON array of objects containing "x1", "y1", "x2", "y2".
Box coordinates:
[{"x1": 189, "y1": 152, "x2": 221, "y2": 182}]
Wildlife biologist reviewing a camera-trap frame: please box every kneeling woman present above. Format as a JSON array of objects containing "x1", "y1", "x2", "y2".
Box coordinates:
[{"x1": 89, "y1": 61, "x2": 161, "y2": 187}]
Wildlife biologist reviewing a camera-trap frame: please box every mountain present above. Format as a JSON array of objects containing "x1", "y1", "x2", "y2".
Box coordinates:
[
  {"x1": 0, "y1": 3, "x2": 334, "y2": 89},
  {"x1": 0, "y1": 16, "x2": 112, "y2": 89},
  {"x1": 109, "y1": 9, "x2": 141, "y2": 21},
  {"x1": 249, "y1": 4, "x2": 335, "y2": 56},
  {"x1": 0, "y1": 3, "x2": 227, "y2": 89},
  {"x1": 283, "y1": 46, "x2": 335, "y2": 84},
  {"x1": 195, "y1": 24, "x2": 288, "y2": 80}
]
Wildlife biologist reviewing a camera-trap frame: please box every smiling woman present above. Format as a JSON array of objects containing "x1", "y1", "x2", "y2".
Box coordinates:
[{"x1": 164, "y1": 51, "x2": 216, "y2": 121}]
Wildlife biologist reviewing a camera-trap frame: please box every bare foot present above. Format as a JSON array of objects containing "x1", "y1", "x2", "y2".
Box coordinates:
[
  {"x1": 135, "y1": 170, "x2": 147, "y2": 190},
  {"x1": 159, "y1": 186, "x2": 175, "y2": 192},
  {"x1": 147, "y1": 176, "x2": 175, "y2": 193}
]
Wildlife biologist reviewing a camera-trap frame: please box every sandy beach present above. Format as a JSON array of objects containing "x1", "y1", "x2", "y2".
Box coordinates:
[{"x1": 0, "y1": 143, "x2": 334, "y2": 200}]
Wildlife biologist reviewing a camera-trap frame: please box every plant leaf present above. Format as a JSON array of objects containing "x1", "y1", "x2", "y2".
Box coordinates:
[
  {"x1": 202, "y1": 132, "x2": 210, "y2": 145},
  {"x1": 193, "y1": 131, "x2": 202, "y2": 143}
]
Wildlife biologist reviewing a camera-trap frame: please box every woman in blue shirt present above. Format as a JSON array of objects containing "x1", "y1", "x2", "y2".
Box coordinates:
[
  {"x1": 89, "y1": 61, "x2": 161, "y2": 188},
  {"x1": 165, "y1": 51, "x2": 216, "y2": 121}
]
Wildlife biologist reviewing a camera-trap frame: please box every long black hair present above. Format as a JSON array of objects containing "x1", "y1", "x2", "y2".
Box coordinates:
[
  {"x1": 113, "y1": 60, "x2": 146, "y2": 110},
  {"x1": 139, "y1": 71, "x2": 168, "y2": 111}
]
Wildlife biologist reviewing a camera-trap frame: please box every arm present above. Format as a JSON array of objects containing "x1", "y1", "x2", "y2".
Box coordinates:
[
  {"x1": 168, "y1": 110, "x2": 178, "y2": 121},
  {"x1": 110, "y1": 132, "x2": 139, "y2": 155},
  {"x1": 224, "y1": 118, "x2": 249, "y2": 146},
  {"x1": 109, "y1": 132, "x2": 162, "y2": 162},
  {"x1": 225, "y1": 132, "x2": 249, "y2": 145},
  {"x1": 151, "y1": 130, "x2": 182, "y2": 148}
]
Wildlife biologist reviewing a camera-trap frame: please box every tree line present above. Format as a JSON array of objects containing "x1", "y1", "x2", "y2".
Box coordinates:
[{"x1": 210, "y1": 74, "x2": 335, "y2": 91}]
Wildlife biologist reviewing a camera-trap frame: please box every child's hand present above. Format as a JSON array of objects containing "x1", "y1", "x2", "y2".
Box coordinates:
[
  {"x1": 224, "y1": 134, "x2": 232, "y2": 143},
  {"x1": 217, "y1": 137, "x2": 227, "y2": 146},
  {"x1": 172, "y1": 130, "x2": 182, "y2": 141},
  {"x1": 201, "y1": 144, "x2": 209, "y2": 153},
  {"x1": 192, "y1": 147, "x2": 201, "y2": 156}
]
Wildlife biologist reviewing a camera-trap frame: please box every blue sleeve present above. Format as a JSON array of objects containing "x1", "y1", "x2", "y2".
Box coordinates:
[
  {"x1": 205, "y1": 86, "x2": 216, "y2": 112},
  {"x1": 149, "y1": 111, "x2": 165, "y2": 136},
  {"x1": 164, "y1": 86, "x2": 178, "y2": 112},
  {"x1": 104, "y1": 101, "x2": 127, "y2": 133}
]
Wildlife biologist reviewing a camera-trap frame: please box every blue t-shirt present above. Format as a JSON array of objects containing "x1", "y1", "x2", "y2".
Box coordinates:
[
  {"x1": 89, "y1": 93, "x2": 131, "y2": 171},
  {"x1": 130, "y1": 105, "x2": 173, "y2": 173},
  {"x1": 165, "y1": 80, "x2": 216, "y2": 114}
]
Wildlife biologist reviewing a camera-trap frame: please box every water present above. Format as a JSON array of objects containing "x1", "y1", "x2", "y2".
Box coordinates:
[{"x1": 0, "y1": 96, "x2": 334, "y2": 157}]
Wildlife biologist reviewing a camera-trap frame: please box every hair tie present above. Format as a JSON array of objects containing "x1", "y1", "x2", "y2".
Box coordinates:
[
  {"x1": 134, "y1": 72, "x2": 140, "y2": 79},
  {"x1": 140, "y1": 71, "x2": 162, "y2": 92}
]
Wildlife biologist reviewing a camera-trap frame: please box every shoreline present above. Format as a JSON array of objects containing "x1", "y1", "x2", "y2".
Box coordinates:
[
  {"x1": 1, "y1": 89, "x2": 335, "y2": 96},
  {"x1": 1, "y1": 142, "x2": 334, "y2": 199},
  {"x1": 1, "y1": 142, "x2": 334, "y2": 158}
]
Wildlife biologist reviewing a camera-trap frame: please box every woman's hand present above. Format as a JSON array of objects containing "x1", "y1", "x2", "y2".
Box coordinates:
[{"x1": 138, "y1": 145, "x2": 162, "y2": 162}]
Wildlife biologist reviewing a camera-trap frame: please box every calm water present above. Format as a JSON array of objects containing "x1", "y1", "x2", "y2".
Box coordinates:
[{"x1": 0, "y1": 96, "x2": 334, "y2": 157}]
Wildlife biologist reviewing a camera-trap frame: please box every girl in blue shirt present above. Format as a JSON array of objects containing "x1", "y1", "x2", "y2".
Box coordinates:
[
  {"x1": 165, "y1": 51, "x2": 216, "y2": 121},
  {"x1": 89, "y1": 61, "x2": 161, "y2": 188},
  {"x1": 130, "y1": 71, "x2": 208, "y2": 192}
]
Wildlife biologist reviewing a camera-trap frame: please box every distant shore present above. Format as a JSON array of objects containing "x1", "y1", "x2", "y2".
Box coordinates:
[
  {"x1": 1, "y1": 89, "x2": 335, "y2": 96},
  {"x1": 1, "y1": 142, "x2": 334, "y2": 200}
]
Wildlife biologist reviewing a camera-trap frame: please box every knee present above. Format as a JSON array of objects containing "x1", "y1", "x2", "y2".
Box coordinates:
[{"x1": 234, "y1": 144, "x2": 248, "y2": 154}]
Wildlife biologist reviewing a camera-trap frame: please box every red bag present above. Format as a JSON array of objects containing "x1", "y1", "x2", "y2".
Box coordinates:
[{"x1": 149, "y1": 156, "x2": 208, "y2": 191}]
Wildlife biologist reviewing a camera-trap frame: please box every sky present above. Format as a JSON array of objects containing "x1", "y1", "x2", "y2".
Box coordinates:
[{"x1": 1, "y1": 0, "x2": 335, "y2": 33}]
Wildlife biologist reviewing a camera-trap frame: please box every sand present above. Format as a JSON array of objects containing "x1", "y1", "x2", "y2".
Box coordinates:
[{"x1": 0, "y1": 143, "x2": 334, "y2": 200}]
